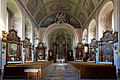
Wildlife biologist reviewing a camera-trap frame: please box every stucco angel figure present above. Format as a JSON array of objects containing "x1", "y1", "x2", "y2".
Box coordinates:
[{"x1": 55, "y1": 13, "x2": 66, "y2": 24}]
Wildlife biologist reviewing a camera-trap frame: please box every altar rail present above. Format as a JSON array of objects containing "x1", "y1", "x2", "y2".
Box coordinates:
[
  {"x1": 3, "y1": 61, "x2": 53, "y2": 79},
  {"x1": 68, "y1": 61, "x2": 116, "y2": 78}
]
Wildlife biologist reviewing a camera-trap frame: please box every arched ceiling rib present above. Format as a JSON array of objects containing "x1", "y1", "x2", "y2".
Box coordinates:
[{"x1": 19, "y1": 0, "x2": 102, "y2": 28}]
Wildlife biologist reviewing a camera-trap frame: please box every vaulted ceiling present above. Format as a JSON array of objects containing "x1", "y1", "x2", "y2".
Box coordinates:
[{"x1": 19, "y1": 0, "x2": 102, "y2": 28}]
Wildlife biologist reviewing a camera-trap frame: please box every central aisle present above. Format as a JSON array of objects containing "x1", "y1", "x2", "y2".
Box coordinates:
[{"x1": 43, "y1": 63, "x2": 79, "y2": 80}]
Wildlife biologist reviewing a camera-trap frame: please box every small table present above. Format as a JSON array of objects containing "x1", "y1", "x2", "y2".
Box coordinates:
[
  {"x1": 56, "y1": 59, "x2": 65, "y2": 63},
  {"x1": 24, "y1": 69, "x2": 41, "y2": 80}
]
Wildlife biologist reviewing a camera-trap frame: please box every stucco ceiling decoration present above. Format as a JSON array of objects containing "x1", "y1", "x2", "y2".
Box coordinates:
[
  {"x1": 50, "y1": 3, "x2": 71, "y2": 11},
  {"x1": 43, "y1": 0, "x2": 79, "y2": 5},
  {"x1": 25, "y1": 0, "x2": 102, "y2": 27},
  {"x1": 84, "y1": 0, "x2": 95, "y2": 16},
  {"x1": 41, "y1": 13, "x2": 81, "y2": 28},
  {"x1": 78, "y1": 12, "x2": 87, "y2": 25},
  {"x1": 27, "y1": 0, "x2": 38, "y2": 15},
  {"x1": 35, "y1": 11, "x2": 43, "y2": 24}
]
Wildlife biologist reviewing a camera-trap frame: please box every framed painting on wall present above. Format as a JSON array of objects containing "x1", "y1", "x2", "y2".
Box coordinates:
[{"x1": 8, "y1": 43, "x2": 17, "y2": 61}]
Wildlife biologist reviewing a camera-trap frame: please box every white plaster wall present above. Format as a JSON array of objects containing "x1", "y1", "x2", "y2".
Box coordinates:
[
  {"x1": 88, "y1": 19, "x2": 96, "y2": 44},
  {"x1": 75, "y1": 28, "x2": 82, "y2": 43},
  {"x1": 0, "y1": 0, "x2": 2, "y2": 70},
  {"x1": 113, "y1": 0, "x2": 120, "y2": 73},
  {"x1": 0, "y1": 0, "x2": 7, "y2": 72}
]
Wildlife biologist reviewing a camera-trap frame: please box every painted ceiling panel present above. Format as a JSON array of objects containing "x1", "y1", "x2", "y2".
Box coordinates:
[
  {"x1": 41, "y1": 13, "x2": 81, "y2": 28},
  {"x1": 25, "y1": 0, "x2": 102, "y2": 27},
  {"x1": 45, "y1": 2, "x2": 76, "y2": 15},
  {"x1": 27, "y1": 0, "x2": 38, "y2": 15}
]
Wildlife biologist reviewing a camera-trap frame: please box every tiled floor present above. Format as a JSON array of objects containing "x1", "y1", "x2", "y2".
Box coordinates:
[
  {"x1": 1, "y1": 63, "x2": 120, "y2": 80},
  {"x1": 43, "y1": 63, "x2": 79, "y2": 80}
]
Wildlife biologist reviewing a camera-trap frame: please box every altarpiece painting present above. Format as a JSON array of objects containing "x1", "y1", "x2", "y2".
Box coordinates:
[
  {"x1": 36, "y1": 43, "x2": 45, "y2": 61},
  {"x1": 6, "y1": 29, "x2": 22, "y2": 63},
  {"x1": 98, "y1": 30, "x2": 114, "y2": 63},
  {"x1": 75, "y1": 43, "x2": 84, "y2": 60}
]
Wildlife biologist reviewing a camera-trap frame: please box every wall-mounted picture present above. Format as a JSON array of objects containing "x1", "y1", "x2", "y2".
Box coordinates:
[
  {"x1": 38, "y1": 50, "x2": 43, "y2": 59},
  {"x1": 2, "y1": 31, "x2": 7, "y2": 41},
  {"x1": 8, "y1": 43, "x2": 17, "y2": 56}
]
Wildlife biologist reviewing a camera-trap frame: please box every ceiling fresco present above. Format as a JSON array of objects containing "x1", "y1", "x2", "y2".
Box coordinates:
[
  {"x1": 84, "y1": 0, "x2": 95, "y2": 16},
  {"x1": 41, "y1": 13, "x2": 81, "y2": 28},
  {"x1": 50, "y1": 3, "x2": 71, "y2": 11},
  {"x1": 20, "y1": 0, "x2": 102, "y2": 28},
  {"x1": 26, "y1": 0, "x2": 38, "y2": 15}
]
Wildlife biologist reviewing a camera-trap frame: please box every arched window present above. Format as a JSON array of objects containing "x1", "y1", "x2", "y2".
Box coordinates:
[
  {"x1": 7, "y1": 0, "x2": 22, "y2": 39},
  {"x1": 33, "y1": 28, "x2": 39, "y2": 47},
  {"x1": 25, "y1": 18, "x2": 32, "y2": 43},
  {"x1": 88, "y1": 19, "x2": 96, "y2": 43},
  {"x1": 98, "y1": 1, "x2": 114, "y2": 39},
  {"x1": 82, "y1": 29, "x2": 88, "y2": 44}
]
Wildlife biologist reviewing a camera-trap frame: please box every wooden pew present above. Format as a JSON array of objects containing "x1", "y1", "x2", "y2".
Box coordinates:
[
  {"x1": 3, "y1": 61, "x2": 53, "y2": 79},
  {"x1": 68, "y1": 61, "x2": 117, "y2": 78}
]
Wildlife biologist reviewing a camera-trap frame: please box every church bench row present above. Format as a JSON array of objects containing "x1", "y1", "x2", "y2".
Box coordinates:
[
  {"x1": 3, "y1": 61, "x2": 53, "y2": 79},
  {"x1": 68, "y1": 61, "x2": 117, "y2": 78}
]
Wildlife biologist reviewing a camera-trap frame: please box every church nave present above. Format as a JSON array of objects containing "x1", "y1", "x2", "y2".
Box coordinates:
[
  {"x1": 43, "y1": 63, "x2": 79, "y2": 80},
  {"x1": 1, "y1": 0, "x2": 120, "y2": 79}
]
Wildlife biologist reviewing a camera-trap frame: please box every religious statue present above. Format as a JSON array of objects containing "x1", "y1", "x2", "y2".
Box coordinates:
[
  {"x1": 55, "y1": 13, "x2": 66, "y2": 24},
  {"x1": 25, "y1": 48, "x2": 29, "y2": 61}
]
